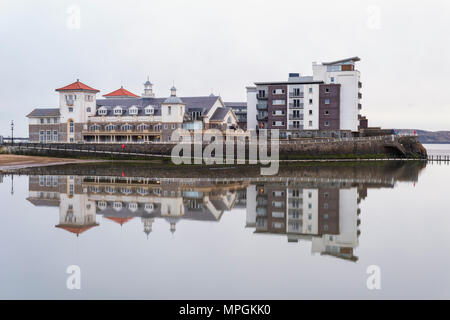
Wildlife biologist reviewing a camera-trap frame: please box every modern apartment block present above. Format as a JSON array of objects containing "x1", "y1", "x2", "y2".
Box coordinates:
[
  {"x1": 247, "y1": 57, "x2": 365, "y2": 137},
  {"x1": 27, "y1": 79, "x2": 240, "y2": 143},
  {"x1": 224, "y1": 102, "x2": 247, "y2": 130}
]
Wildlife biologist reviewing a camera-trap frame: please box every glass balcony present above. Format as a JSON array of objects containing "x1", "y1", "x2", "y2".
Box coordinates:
[{"x1": 256, "y1": 103, "x2": 267, "y2": 110}]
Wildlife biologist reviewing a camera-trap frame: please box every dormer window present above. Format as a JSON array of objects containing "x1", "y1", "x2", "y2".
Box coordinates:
[
  {"x1": 129, "y1": 106, "x2": 138, "y2": 115},
  {"x1": 98, "y1": 107, "x2": 107, "y2": 116},
  {"x1": 145, "y1": 106, "x2": 154, "y2": 115},
  {"x1": 114, "y1": 106, "x2": 123, "y2": 115}
]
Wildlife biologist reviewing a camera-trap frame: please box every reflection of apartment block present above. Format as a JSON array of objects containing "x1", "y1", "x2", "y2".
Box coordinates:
[
  {"x1": 254, "y1": 184, "x2": 287, "y2": 234},
  {"x1": 311, "y1": 188, "x2": 359, "y2": 261},
  {"x1": 248, "y1": 182, "x2": 360, "y2": 262}
]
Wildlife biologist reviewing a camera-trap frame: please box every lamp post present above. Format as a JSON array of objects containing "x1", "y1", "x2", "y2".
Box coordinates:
[{"x1": 10, "y1": 120, "x2": 14, "y2": 145}]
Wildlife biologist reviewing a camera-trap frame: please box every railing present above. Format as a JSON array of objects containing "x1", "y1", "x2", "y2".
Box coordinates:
[
  {"x1": 256, "y1": 104, "x2": 267, "y2": 110},
  {"x1": 256, "y1": 114, "x2": 268, "y2": 120},
  {"x1": 289, "y1": 92, "x2": 304, "y2": 98},
  {"x1": 289, "y1": 114, "x2": 303, "y2": 120},
  {"x1": 289, "y1": 103, "x2": 304, "y2": 108},
  {"x1": 256, "y1": 94, "x2": 267, "y2": 99}
]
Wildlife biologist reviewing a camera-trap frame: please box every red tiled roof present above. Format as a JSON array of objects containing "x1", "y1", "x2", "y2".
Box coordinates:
[
  {"x1": 103, "y1": 87, "x2": 140, "y2": 98},
  {"x1": 55, "y1": 80, "x2": 99, "y2": 92},
  {"x1": 104, "y1": 216, "x2": 134, "y2": 226},
  {"x1": 55, "y1": 224, "x2": 99, "y2": 236}
]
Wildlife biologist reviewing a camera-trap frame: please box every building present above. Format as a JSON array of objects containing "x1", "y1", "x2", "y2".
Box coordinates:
[
  {"x1": 246, "y1": 57, "x2": 366, "y2": 137},
  {"x1": 225, "y1": 102, "x2": 247, "y2": 130},
  {"x1": 27, "y1": 78, "x2": 240, "y2": 143}
]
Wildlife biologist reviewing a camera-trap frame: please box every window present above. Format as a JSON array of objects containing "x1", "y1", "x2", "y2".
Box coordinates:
[
  {"x1": 68, "y1": 107, "x2": 73, "y2": 112},
  {"x1": 324, "y1": 214, "x2": 329, "y2": 219},
  {"x1": 325, "y1": 88, "x2": 330, "y2": 93},
  {"x1": 309, "y1": 99, "x2": 313, "y2": 104},
  {"x1": 272, "y1": 89, "x2": 285, "y2": 95},
  {"x1": 54, "y1": 118, "x2": 58, "y2": 123},
  {"x1": 325, "y1": 99, "x2": 330, "y2": 104},
  {"x1": 98, "y1": 108, "x2": 107, "y2": 115},
  {"x1": 309, "y1": 121, "x2": 313, "y2": 127},
  {"x1": 258, "y1": 90, "x2": 266, "y2": 97},
  {"x1": 168, "y1": 106, "x2": 171, "y2": 115},
  {"x1": 309, "y1": 88, "x2": 313, "y2": 93},
  {"x1": 114, "y1": 107, "x2": 122, "y2": 115},
  {"x1": 309, "y1": 110, "x2": 313, "y2": 115},
  {"x1": 272, "y1": 99, "x2": 285, "y2": 105},
  {"x1": 272, "y1": 110, "x2": 285, "y2": 116},
  {"x1": 324, "y1": 110, "x2": 329, "y2": 115},
  {"x1": 39, "y1": 130, "x2": 44, "y2": 142},
  {"x1": 324, "y1": 121, "x2": 329, "y2": 127},
  {"x1": 129, "y1": 106, "x2": 138, "y2": 115},
  {"x1": 324, "y1": 203, "x2": 329, "y2": 209},
  {"x1": 87, "y1": 107, "x2": 91, "y2": 113},
  {"x1": 40, "y1": 118, "x2": 44, "y2": 124},
  {"x1": 172, "y1": 124, "x2": 176, "y2": 129},
  {"x1": 145, "y1": 106, "x2": 154, "y2": 115},
  {"x1": 68, "y1": 121, "x2": 74, "y2": 133},
  {"x1": 53, "y1": 130, "x2": 58, "y2": 141},
  {"x1": 164, "y1": 124, "x2": 168, "y2": 129},
  {"x1": 330, "y1": 77, "x2": 335, "y2": 83},
  {"x1": 46, "y1": 118, "x2": 51, "y2": 124}
]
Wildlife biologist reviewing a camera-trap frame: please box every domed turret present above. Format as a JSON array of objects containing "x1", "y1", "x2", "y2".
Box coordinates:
[{"x1": 142, "y1": 76, "x2": 155, "y2": 98}]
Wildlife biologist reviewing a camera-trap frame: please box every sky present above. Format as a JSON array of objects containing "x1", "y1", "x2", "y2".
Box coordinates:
[{"x1": 0, "y1": 0, "x2": 449, "y2": 137}]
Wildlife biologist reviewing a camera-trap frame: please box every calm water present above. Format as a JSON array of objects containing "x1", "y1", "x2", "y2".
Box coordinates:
[{"x1": 0, "y1": 146, "x2": 450, "y2": 299}]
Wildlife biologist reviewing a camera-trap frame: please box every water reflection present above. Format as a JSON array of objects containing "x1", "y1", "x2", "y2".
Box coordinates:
[{"x1": 24, "y1": 161, "x2": 425, "y2": 263}]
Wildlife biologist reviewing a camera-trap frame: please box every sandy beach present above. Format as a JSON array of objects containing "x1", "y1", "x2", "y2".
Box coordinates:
[{"x1": 0, "y1": 154, "x2": 100, "y2": 171}]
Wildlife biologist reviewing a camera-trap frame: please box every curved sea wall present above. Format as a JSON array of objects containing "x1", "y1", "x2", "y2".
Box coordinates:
[{"x1": 5, "y1": 135, "x2": 427, "y2": 160}]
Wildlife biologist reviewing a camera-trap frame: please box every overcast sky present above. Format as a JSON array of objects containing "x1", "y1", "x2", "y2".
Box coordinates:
[{"x1": 1, "y1": 0, "x2": 449, "y2": 136}]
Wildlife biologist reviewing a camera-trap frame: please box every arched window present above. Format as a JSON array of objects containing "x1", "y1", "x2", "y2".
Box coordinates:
[
  {"x1": 105, "y1": 124, "x2": 117, "y2": 131},
  {"x1": 69, "y1": 120, "x2": 74, "y2": 133}
]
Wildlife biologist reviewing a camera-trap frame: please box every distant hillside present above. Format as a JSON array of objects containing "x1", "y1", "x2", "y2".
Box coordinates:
[{"x1": 397, "y1": 129, "x2": 450, "y2": 144}]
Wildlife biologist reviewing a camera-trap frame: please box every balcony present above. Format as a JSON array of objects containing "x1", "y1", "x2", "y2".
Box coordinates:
[
  {"x1": 289, "y1": 125, "x2": 303, "y2": 130},
  {"x1": 289, "y1": 103, "x2": 304, "y2": 108},
  {"x1": 256, "y1": 103, "x2": 267, "y2": 110},
  {"x1": 257, "y1": 94, "x2": 268, "y2": 100},
  {"x1": 289, "y1": 114, "x2": 303, "y2": 120},
  {"x1": 289, "y1": 92, "x2": 304, "y2": 98},
  {"x1": 256, "y1": 113, "x2": 268, "y2": 121}
]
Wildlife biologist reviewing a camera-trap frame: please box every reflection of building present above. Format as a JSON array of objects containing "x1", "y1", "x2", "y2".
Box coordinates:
[
  {"x1": 27, "y1": 175, "x2": 243, "y2": 237},
  {"x1": 246, "y1": 182, "x2": 362, "y2": 262}
]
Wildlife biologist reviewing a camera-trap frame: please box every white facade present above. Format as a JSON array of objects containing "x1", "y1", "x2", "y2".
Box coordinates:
[
  {"x1": 246, "y1": 86, "x2": 257, "y2": 131},
  {"x1": 313, "y1": 61, "x2": 361, "y2": 131}
]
